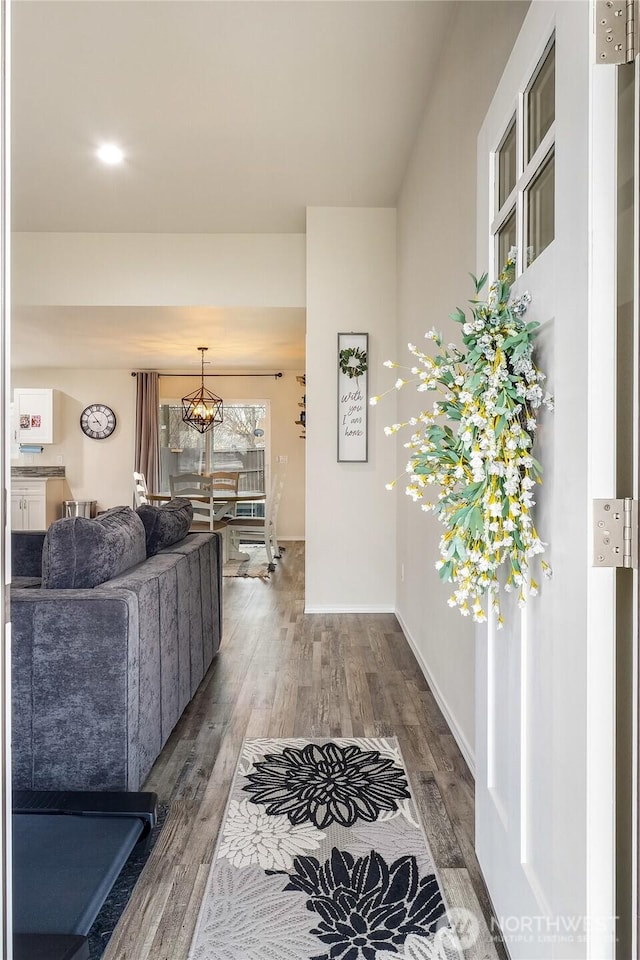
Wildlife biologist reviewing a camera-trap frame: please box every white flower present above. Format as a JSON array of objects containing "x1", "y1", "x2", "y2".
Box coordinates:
[
  {"x1": 397, "y1": 930, "x2": 462, "y2": 960},
  {"x1": 218, "y1": 799, "x2": 325, "y2": 871},
  {"x1": 191, "y1": 863, "x2": 321, "y2": 960}
]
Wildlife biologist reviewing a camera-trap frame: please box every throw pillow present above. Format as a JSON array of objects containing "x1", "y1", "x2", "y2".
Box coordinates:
[
  {"x1": 42, "y1": 505, "x2": 147, "y2": 589},
  {"x1": 136, "y1": 498, "x2": 193, "y2": 557}
]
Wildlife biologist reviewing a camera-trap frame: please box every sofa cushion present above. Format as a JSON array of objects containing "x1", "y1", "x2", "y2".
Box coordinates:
[
  {"x1": 42, "y1": 506, "x2": 147, "y2": 589},
  {"x1": 136, "y1": 498, "x2": 193, "y2": 557}
]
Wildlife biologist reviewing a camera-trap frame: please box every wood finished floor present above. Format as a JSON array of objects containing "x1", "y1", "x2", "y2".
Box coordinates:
[{"x1": 103, "y1": 541, "x2": 506, "y2": 960}]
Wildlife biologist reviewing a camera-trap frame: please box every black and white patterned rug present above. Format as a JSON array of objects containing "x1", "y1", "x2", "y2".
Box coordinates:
[
  {"x1": 223, "y1": 543, "x2": 272, "y2": 579},
  {"x1": 188, "y1": 738, "x2": 464, "y2": 960}
]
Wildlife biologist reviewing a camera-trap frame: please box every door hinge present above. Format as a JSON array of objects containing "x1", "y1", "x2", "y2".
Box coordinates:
[
  {"x1": 595, "y1": 0, "x2": 638, "y2": 64},
  {"x1": 593, "y1": 498, "x2": 639, "y2": 568}
]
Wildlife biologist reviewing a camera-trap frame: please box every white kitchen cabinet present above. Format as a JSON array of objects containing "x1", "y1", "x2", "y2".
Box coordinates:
[
  {"x1": 14, "y1": 388, "x2": 55, "y2": 444},
  {"x1": 11, "y1": 478, "x2": 64, "y2": 530}
]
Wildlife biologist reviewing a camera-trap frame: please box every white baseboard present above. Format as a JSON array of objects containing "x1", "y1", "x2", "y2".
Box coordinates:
[
  {"x1": 395, "y1": 609, "x2": 476, "y2": 778},
  {"x1": 278, "y1": 537, "x2": 305, "y2": 542},
  {"x1": 304, "y1": 604, "x2": 395, "y2": 614}
]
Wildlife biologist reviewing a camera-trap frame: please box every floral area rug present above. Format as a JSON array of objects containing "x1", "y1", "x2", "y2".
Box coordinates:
[
  {"x1": 223, "y1": 543, "x2": 272, "y2": 579},
  {"x1": 188, "y1": 738, "x2": 464, "y2": 960}
]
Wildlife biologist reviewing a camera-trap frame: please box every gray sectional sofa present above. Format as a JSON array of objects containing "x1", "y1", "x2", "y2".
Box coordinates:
[{"x1": 11, "y1": 501, "x2": 222, "y2": 793}]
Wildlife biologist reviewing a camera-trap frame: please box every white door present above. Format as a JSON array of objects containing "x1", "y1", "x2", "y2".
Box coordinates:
[{"x1": 476, "y1": 4, "x2": 619, "y2": 958}]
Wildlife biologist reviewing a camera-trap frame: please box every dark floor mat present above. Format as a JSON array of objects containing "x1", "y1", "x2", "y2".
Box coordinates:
[{"x1": 87, "y1": 804, "x2": 169, "y2": 959}]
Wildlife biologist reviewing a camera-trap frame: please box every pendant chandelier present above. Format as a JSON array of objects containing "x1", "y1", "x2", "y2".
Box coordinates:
[{"x1": 181, "y1": 347, "x2": 224, "y2": 433}]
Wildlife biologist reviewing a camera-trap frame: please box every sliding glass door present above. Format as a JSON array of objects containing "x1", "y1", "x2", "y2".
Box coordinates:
[{"x1": 158, "y1": 400, "x2": 269, "y2": 514}]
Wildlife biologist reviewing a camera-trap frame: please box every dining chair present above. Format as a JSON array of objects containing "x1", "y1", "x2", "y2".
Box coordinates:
[
  {"x1": 210, "y1": 471, "x2": 240, "y2": 517},
  {"x1": 169, "y1": 473, "x2": 217, "y2": 531},
  {"x1": 133, "y1": 471, "x2": 149, "y2": 507},
  {"x1": 227, "y1": 475, "x2": 284, "y2": 571}
]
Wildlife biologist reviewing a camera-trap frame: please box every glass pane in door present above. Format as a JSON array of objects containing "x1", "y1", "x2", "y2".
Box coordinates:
[
  {"x1": 527, "y1": 42, "x2": 555, "y2": 161},
  {"x1": 526, "y1": 151, "x2": 554, "y2": 264},
  {"x1": 498, "y1": 117, "x2": 517, "y2": 209},
  {"x1": 497, "y1": 207, "x2": 516, "y2": 272},
  {"x1": 158, "y1": 401, "x2": 267, "y2": 508},
  {"x1": 211, "y1": 404, "x2": 267, "y2": 494}
]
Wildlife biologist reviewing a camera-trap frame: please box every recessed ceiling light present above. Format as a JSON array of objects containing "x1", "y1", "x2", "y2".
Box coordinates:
[{"x1": 96, "y1": 143, "x2": 124, "y2": 165}]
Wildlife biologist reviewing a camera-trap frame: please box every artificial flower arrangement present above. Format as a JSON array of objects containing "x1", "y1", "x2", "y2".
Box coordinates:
[{"x1": 371, "y1": 250, "x2": 553, "y2": 627}]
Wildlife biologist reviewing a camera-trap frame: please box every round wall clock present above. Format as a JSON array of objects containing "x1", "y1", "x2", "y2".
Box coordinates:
[{"x1": 80, "y1": 403, "x2": 117, "y2": 440}]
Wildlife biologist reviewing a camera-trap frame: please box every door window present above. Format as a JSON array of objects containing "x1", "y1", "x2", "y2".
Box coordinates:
[{"x1": 491, "y1": 37, "x2": 555, "y2": 275}]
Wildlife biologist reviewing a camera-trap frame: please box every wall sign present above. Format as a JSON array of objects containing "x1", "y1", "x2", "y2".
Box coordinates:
[{"x1": 337, "y1": 332, "x2": 368, "y2": 462}]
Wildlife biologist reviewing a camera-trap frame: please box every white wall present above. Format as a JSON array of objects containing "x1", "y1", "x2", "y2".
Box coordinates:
[
  {"x1": 306, "y1": 207, "x2": 396, "y2": 612},
  {"x1": 395, "y1": 0, "x2": 528, "y2": 768},
  {"x1": 11, "y1": 368, "x2": 135, "y2": 511},
  {"x1": 12, "y1": 232, "x2": 305, "y2": 307},
  {"x1": 160, "y1": 372, "x2": 305, "y2": 540}
]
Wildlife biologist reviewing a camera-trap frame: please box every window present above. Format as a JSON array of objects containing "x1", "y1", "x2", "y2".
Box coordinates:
[
  {"x1": 526, "y1": 43, "x2": 555, "y2": 162},
  {"x1": 526, "y1": 150, "x2": 555, "y2": 264},
  {"x1": 497, "y1": 208, "x2": 517, "y2": 274},
  {"x1": 498, "y1": 117, "x2": 517, "y2": 208},
  {"x1": 491, "y1": 38, "x2": 555, "y2": 275},
  {"x1": 159, "y1": 400, "x2": 269, "y2": 516}
]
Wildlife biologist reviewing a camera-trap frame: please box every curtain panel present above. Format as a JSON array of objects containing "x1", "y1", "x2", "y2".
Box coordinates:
[{"x1": 134, "y1": 372, "x2": 160, "y2": 495}]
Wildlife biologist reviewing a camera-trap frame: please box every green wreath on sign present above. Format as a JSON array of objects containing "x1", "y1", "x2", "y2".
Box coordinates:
[{"x1": 339, "y1": 346, "x2": 368, "y2": 380}]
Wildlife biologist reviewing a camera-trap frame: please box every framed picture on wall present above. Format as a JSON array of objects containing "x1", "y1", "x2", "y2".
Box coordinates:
[{"x1": 337, "y1": 332, "x2": 368, "y2": 462}]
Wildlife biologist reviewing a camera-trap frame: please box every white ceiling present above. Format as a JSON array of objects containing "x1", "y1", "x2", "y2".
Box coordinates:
[
  {"x1": 11, "y1": 1, "x2": 453, "y2": 369},
  {"x1": 11, "y1": 305, "x2": 306, "y2": 370}
]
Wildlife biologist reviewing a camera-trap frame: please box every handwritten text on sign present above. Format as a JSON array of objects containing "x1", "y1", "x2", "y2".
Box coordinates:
[{"x1": 337, "y1": 333, "x2": 368, "y2": 462}]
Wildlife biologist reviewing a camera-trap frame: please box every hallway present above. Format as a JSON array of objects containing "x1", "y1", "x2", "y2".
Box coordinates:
[{"x1": 103, "y1": 542, "x2": 504, "y2": 960}]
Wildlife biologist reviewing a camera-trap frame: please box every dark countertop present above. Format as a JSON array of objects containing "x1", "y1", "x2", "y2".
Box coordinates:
[{"x1": 11, "y1": 466, "x2": 65, "y2": 478}]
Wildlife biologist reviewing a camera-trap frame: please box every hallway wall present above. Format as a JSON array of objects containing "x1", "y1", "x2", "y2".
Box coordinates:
[
  {"x1": 395, "y1": 0, "x2": 529, "y2": 769},
  {"x1": 306, "y1": 207, "x2": 397, "y2": 612}
]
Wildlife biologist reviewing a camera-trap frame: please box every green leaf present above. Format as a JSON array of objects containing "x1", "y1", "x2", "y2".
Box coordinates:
[
  {"x1": 468, "y1": 507, "x2": 483, "y2": 538},
  {"x1": 449, "y1": 307, "x2": 466, "y2": 323},
  {"x1": 452, "y1": 504, "x2": 473, "y2": 526},
  {"x1": 502, "y1": 334, "x2": 523, "y2": 350},
  {"x1": 470, "y1": 271, "x2": 488, "y2": 294},
  {"x1": 460, "y1": 479, "x2": 486, "y2": 498}
]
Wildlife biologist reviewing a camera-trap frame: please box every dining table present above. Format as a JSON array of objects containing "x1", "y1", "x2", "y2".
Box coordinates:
[{"x1": 147, "y1": 491, "x2": 266, "y2": 561}]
